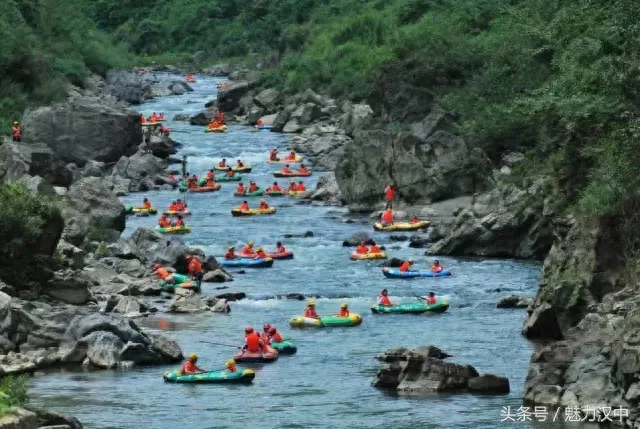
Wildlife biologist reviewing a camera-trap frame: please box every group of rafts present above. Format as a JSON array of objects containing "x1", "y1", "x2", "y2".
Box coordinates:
[{"x1": 124, "y1": 148, "x2": 312, "y2": 234}]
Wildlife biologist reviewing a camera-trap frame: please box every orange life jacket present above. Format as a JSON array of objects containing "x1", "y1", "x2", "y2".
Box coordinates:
[
  {"x1": 245, "y1": 333, "x2": 261, "y2": 352},
  {"x1": 399, "y1": 261, "x2": 411, "y2": 272},
  {"x1": 296, "y1": 184, "x2": 306, "y2": 191},
  {"x1": 339, "y1": 309, "x2": 349, "y2": 317},
  {"x1": 381, "y1": 211, "x2": 394, "y2": 223},
  {"x1": 378, "y1": 295, "x2": 392, "y2": 306},
  {"x1": 305, "y1": 307, "x2": 318, "y2": 318},
  {"x1": 239, "y1": 203, "x2": 249, "y2": 211}
]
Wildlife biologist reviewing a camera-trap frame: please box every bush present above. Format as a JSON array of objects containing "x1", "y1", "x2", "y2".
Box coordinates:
[{"x1": 0, "y1": 375, "x2": 29, "y2": 416}]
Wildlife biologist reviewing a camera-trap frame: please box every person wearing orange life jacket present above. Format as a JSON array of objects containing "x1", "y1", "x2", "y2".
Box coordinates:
[
  {"x1": 168, "y1": 201, "x2": 178, "y2": 211},
  {"x1": 356, "y1": 242, "x2": 369, "y2": 254},
  {"x1": 285, "y1": 151, "x2": 297, "y2": 161},
  {"x1": 215, "y1": 111, "x2": 224, "y2": 124},
  {"x1": 187, "y1": 175, "x2": 198, "y2": 189},
  {"x1": 424, "y1": 292, "x2": 437, "y2": 305},
  {"x1": 338, "y1": 303, "x2": 350, "y2": 317},
  {"x1": 288, "y1": 181, "x2": 297, "y2": 192},
  {"x1": 173, "y1": 215, "x2": 185, "y2": 227},
  {"x1": 218, "y1": 159, "x2": 227, "y2": 168},
  {"x1": 187, "y1": 255, "x2": 204, "y2": 288},
  {"x1": 249, "y1": 181, "x2": 259, "y2": 193},
  {"x1": 236, "y1": 183, "x2": 246, "y2": 194},
  {"x1": 239, "y1": 200, "x2": 250, "y2": 211},
  {"x1": 269, "y1": 148, "x2": 279, "y2": 161},
  {"x1": 259, "y1": 199, "x2": 269, "y2": 210},
  {"x1": 153, "y1": 264, "x2": 174, "y2": 283},
  {"x1": 225, "y1": 247, "x2": 237, "y2": 260},
  {"x1": 142, "y1": 198, "x2": 152, "y2": 209},
  {"x1": 431, "y1": 260, "x2": 444, "y2": 273},
  {"x1": 282, "y1": 164, "x2": 292, "y2": 174},
  {"x1": 225, "y1": 359, "x2": 237, "y2": 373},
  {"x1": 271, "y1": 182, "x2": 282, "y2": 192},
  {"x1": 181, "y1": 353, "x2": 205, "y2": 375},
  {"x1": 150, "y1": 112, "x2": 159, "y2": 122},
  {"x1": 268, "y1": 327, "x2": 283, "y2": 344},
  {"x1": 380, "y1": 208, "x2": 394, "y2": 226},
  {"x1": 175, "y1": 199, "x2": 185, "y2": 211},
  {"x1": 225, "y1": 167, "x2": 235, "y2": 177},
  {"x1": 209, "y1": 120, "x2": 221, "y2": 129},
  {"x1": 242, "y1": 241, "x2": 255, "y2": 256},
  {"x1": 261, "y1": 324, "x2": 271, "y2": 343},
  {"x1": 378, "y1": 289, "x2": 392, "y2": 306},
  {"x1": 399, "y1": 258, "x2": 415, "y2": 272},
  {"x1": 298, "y1": 164, "x2": 309, "y2": 174},
  {"x1": 207, "y1": 169, "x2": 215, "y2": 180},
  {"x1": 384, "y1": 184, "x2": 396, "y2": 204},
  {"x1": 158, "y1": 113, "x2": 165, "y2": 120},
  {"x1": 11, "y1": 122, "x2": 22, "y2": 142},
  {"x1": 410, "y1": 215, "x2": 419, "y2": 224},
  {"x1": 160, "y1": 125, "x2": 170, "y2": 136},
  {"x1": 296, "y1": 181, "x2": 306, "y2": 192},
  {"x1": 305, "y1": 300, "x2": 319, "y2": 319},
  {"x1": 369, "y1": 242, "x2": 382, "y2": 254},
  {"x1": 140, "y1": 114, "x2": 146, "y2": 124},
  {"x1": 243, "y1": 327, "x2": 263, "y2": 353},
  {"x1": 158, "y1": 215, "x2": 171, "y2": 228},
  {"x1": 275, "y1": 241, "x2": 286, "y2": 254},
  {"x1": 206, "y1": 176, "x2": 216, "y2": 187},
  {"x1": 255, "y1": 247, "x2": 267, "y2": 259},
  {"x1": 236, "y1": 160, "x2": 245, "y2": 168}
]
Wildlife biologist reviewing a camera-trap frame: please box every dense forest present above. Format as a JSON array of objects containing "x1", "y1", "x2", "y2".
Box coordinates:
[{"x1": 3, "y1": 0, "x2": 640, "y2": 219}]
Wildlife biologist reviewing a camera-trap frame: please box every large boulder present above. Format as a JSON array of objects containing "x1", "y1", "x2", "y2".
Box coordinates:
[
  {"x1": 271, "y1": 105, "x2": 296, "y2": 132},
  {"x1": 291, "y1": 133, "x2": 350, "y2": 171},
  {"x1": 62, "y1": 177, "x2": 126, "y2": 247},
  {"x1": 0, "y1": 143, "x2": 72, "y2": 187},
  {"x1": 129, "y1": 228, "x2": 203, "y2": 272},
  {"x1": 147, "y1": 136, "x2": 177, "y2": 159},
  {"x1": 111, "y1": 151, "x2": 168, "y2": 192},
  {"x1": 21, "y1": 95, "x2": 140, "y2": 167},
  {"x1": 44, "y1": 269, "x2": 96, "y2": 305},
  {"x1": 204, "y1": 64, "x2": 231, "y2": 76},
  {"x1": 341, "y1": 103, "x2": 373, "y2": 137},
  {"x1": 428, "y1": 180, "x2": 555, "y2": 259},
  {"x1": 373, "y1": 346, "x2": 509, "y2": 394},
  {"x1": 308, "y1": 173, "x2": 343, "y2": 205},
  {"x1": 283, "y1": 103, "x2": 323, "y2": 133},
  {"x1": 167, "y1": 289, "x2": 208, "y2": 313},
  {"x1": 335, "y1": 125, "x2": 493, "y2": 210},
  {"x1": 105, "y1": 70, "x2": 146, "y2": 104},
  {"x1": 254, "y1": 88, "x2": 282, "y2": 112},
  {"x1": 217, "y1": 81, "x2": 251, "y2": 112},
  {"x1": 189, "y1": 109, "x2": 215, "y2": 126}
]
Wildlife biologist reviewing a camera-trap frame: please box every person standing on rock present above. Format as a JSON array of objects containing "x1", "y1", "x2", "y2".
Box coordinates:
[
  {"x1": 11, "y1": 121, "x2": 21, "y2": 142},
  {"x1": 384, "y1": 184, "x2": 395, "y2": 207},
  {"x1": 187, "y1": 255, "x2": 203, "y2": 290}
]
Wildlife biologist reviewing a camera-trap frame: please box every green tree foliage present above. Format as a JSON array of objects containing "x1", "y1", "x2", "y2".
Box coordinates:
[
  {"x1": 0, "y1": 0, "x2": 131, "y2": 129},
  {"x1": 0, "y1": 375, "x2": 28, "y2": 416}
]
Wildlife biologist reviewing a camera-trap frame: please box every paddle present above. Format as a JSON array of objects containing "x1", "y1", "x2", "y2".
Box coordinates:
[
  {"x1": 199, "y1": 340, "x2": 241, "y2": 349},
  {"x1": 412, "y1": 292, "x2": 427, "y2": 302}
]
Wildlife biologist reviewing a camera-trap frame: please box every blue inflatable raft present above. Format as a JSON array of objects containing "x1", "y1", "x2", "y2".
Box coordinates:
[
  {"x1": 256, "y1": 125, "x2": 273, "y2": 130},
  {"x1": 221, "y1": 257, "x2": 274, "y2": 268},
  {"x1": 382, "y1": 267, "x2": 452, "y2": 279}
]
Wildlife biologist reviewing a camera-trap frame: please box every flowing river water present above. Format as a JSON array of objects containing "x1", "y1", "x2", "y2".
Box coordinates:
[{"x1": 29, "y1": 75, "x2": 584, "y2": 429}]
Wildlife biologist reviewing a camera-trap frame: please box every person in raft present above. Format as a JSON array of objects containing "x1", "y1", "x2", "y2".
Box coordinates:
[
  {"x1": 236, "y1": 159, "x2": 245, "y2": 168},
  {"x1": 226, "y1": 167, "x2": 235, "y2": 177},
  {"x1": 282, "y1": 164, "x2": 292, "y2": 174},
  {"x1": 410, "y1": 215, "x2": 420, "y2": 224},
  {"x1": 224, "y1": 247, "x2": 237, "y2": 260},
  {"x1": 305, "y1": 300, "x2": 319, "y2": 319},
  {"x1": 275, "y1": 241, "x2": 287, "y2": 254},
  {"x1": 261, "y1": 324, "x2": 272, "y2": 343},
  {"x1": 239, "y1": 200, "x2": 250, "y2": 211},
  {"x1": 236, "y1": 183, "x2": 246, "y2": 194},
  {"x1": 242, "y1": 241, "x2": 256, "y2": 256},
  {"x1": 256, "y1": 119, "x2": 264, "y2": 127},
  {"x1": 378, "y1": 289, "x2": 392, "y2": 306},
  {"x1": 285, "y1": 150, "x2": 297, "y2": 161},
  {"x1": 380, "y1": 208, "x2": 394, "y2": 226},
  {"x1": 431, "y1": 260, "x2": 444, "y2": 273},
  {"x1": 218, "y1": 159, "x2": 227, "y2": 168},
  {"x1": 399, "y1": 258, "x2": 415, "y2": 272},
  {"x1": 338, "y1": 303, "x2": 349, "y2": 317},
  {"x1": 369, "y1": 242, "x2": 382, "y2": 254},
  {"x1": 423, "y1": 292, "x2": 437, "y2": 305},
  {"x1": 269, "y1": 148, "x2": 279, "y2": 161},
  {"x1": 355, "y1": 241, "x2": 369, "y2": 254},
  {"x1": 298, "y1": 164, "x2": 309, "y2": 174},
  {"x1": 243, "y1": 327, "x2": 263, "y2": 353},
  {"x1": 249, "y1": 181, "x2": 259, "y2": 192},
  {"x1": 225, "y1": 359, "x2": 237, "y2": 373},
  {"x1": 157, "y1": 214, "x2": 171, "y2": 228},
  {"x1": 268, "y1": 327, "x2": 283, "y2": 344},
  {"x1": 181, "y1": 353, "x2": 206, "y2": 374},
  {"x1": 296, "y1": 181, "x2": 306, "y2": 191},
  {"x1": 142, "y1": 198, "x2": 152, "y2": 209},
  {"x1": 175, "y1": 199, "x2": 186, "y2": 211},
  {"x1": 172, "y1": 215, "x2": 185, "y2": 227},
  {"x1": 255, "y1": 247, "x2": 267, "y2": 259},
  {"x1": 288, "y1": 180, "x2": 297, "y2": 192},
  {"x1": 259, "y1": 199, "x2": 270, "y2": 210}
]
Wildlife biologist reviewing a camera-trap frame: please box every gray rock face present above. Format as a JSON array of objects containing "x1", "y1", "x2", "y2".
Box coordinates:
[
  {"x1": 62, "y1": 177, "x2": 126, "y2": 247},
  {"x1": 335, "y1": 126, "x2": 493, "y2": 210},
  {"x1": 204, "y1": 64, "x2": 231, "y2": 76},
  {"x1": 373, "y1": 346, "x2": 509, "y2": 394},
  {"x1": 496, "y1": 295, "x2": 532, "y2": 309},
  {"x1": 0, "y1": 408, "x2": 38, "y2": 429},
  {"x1": 254, "y1": 88, "x2": 281, "y2": 112},
  {"x1": 44, "y1": 270, "x2": 96, "y2": 305},
  {"x1": 291, "y1": 133, "x2": 350, "y2": 171},
  {"x1": 246, "y1": 106, "x2": 266, "y2": 125},
  {"x1": 202, "y1": 269, "x2": 232, "y2": 283},
  {"x1": 428, "y1": 181, "x2": 555, "y2": 259},
  {"x1": 105, "y1": 70, "x2": 146, "y2": 104},
  {"x1": 307, "y1": 173, "x2": 343, "y2": 206},
  {"x1": 111, "y1": 151, "x2": 168, "y2": 192},
  {"x1": 341, "y1": 103, "x2": 373, "y2": 137},
  {"x1": 147, "y1": 135, "x2": 176, "y2": 159},
  {"x1": 283, "y1": 103, "x2": 323, "y2": 133},
  {"x1": 129, "y1": 228, "x2": 203, "y2": 272},
  {"x1": 167, "y1": 289, "x2": 208, "y2": 313},
  {"x1": 0, "y1": 143, "x2": 72, "y2": 187},
  {"x1": 217, "y1": 81, "x2": 251, "y2": 112},
  {"x1": 21, "y1": 95, "x2": 140, "y2": 167},
  {"x1": 271, "y1": 106, "x2": 296, "y2": 132}
]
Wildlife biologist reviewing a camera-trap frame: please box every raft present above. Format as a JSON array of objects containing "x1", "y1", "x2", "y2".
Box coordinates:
[
  {"x1": 220, "y1": 258, "x2": 274, "y2": 268},
  {"x1": 163, "y1": 209, "x2": 192, "y2": 216},
  {"x1": 215, "y1": 174, "x2": 242, "y2": 182},
  {"x1": 382, "y1": 267, "x2": 452, "y2": 278},
  {"x1": 215, "y1": 165, "x2": 252, "y2": 173},
  {"x1": 371, "y1": 301, "x2": 449, "y2": 314},
  {"x1": 204, "y1": 125, "x2": 228, "y2": 133},
  {"x1": 350, "y1": 251, "x2": 387, "y2": 261},
  {"x1": 234, "y1": 348, "x2": 279, "y2": 363},
  {"x1": 163, "y1": 369, "x2": 255, "y2": 384},
  {"x1": 234, "y1": 188, "x2": 264, "y2": 197},
  {"x1": 231, "y1": 207, "x2": 276, "y2": 217},
  {"x1": 273, "y1": 171, "x2": 312, "y2": 178},
  {"x1": 266, "y1": 251, "x2": 294, "y2": 260},
  {"x1": 265, "y1": 189, "x2": 284, "y2": 196},
  {"x1": 189, "y1": 184, "x2": 221, "y2": 193},
  {"x1": 289, "y1": 313, "x2": 363, "y2": 328},
  {"x1": 288, "y1": 190, "x2": 306, "y2": 196},
  {"x1": 154, "y1": 226, "x2": 191, "y2": 235},
  {"x1": 125, "y1": 205, "x2": 158, "y2": 215},
  {"x1": 373, "y1": 221, "x2": 431, "y2": 232},
  {"x1": 256, "y1": 125, "x2": 273, "y2": 130},
  {"x1": 271, "y1": 340, "x2": 297, "y2": 355},
  {"x1": 267, "y1": 156, "x2": 303, "y2": 164}
]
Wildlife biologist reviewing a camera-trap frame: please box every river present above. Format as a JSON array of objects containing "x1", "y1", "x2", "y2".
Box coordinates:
[{"x1": 29, "y1": 75, "x2": 580, "y2": 429}]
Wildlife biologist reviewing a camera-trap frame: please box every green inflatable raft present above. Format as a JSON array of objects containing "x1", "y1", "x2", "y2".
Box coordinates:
[
  {"x1": 163, "y1": 369, "x2": 255, "y2": 383},
  {"x1": 371, "y1": 301, "x2": 449, "y2": 314},
  {"x1": 289, "y1": 313, "x2": 363, "y2": 328},
  {"x1": 270, "y1": 340, "x2": 297, "y2": 355},
  {"x1": 234, "y1": 188, "x2": 264, "y2": 197}
]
